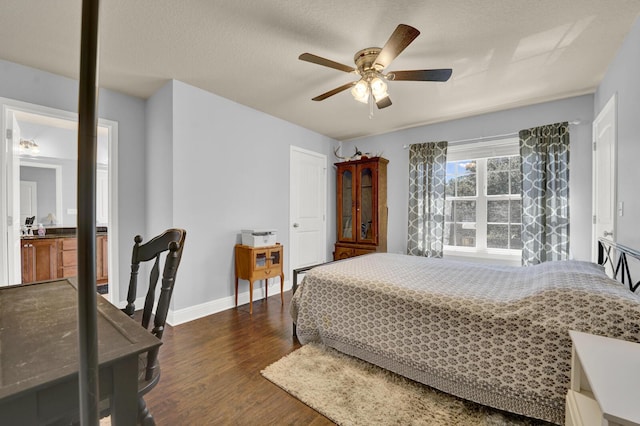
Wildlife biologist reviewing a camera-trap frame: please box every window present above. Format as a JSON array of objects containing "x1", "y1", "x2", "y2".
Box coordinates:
[
  {"x1": 444, "y1": 139, "x2": 522, "y2": 256},
  {"x1": 445, "y1": 160, "x2": 477, "y2": 247},
  {"x1": 486, "y1": 157, "x2": 522, "y2": 250}
]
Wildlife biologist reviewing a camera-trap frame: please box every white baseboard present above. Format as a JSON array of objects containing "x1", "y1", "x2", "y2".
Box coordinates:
[
  {"x1": 110, "y1": 280, "x2": 291, "y2": 326},
  {"x1": 166, "y1": 279, "x2": 292, "y2": 326}
]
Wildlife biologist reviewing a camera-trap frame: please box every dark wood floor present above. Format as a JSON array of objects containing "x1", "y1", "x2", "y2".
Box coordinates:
[{"x1": 143, "y1": 291, "x2": 334, "y2": 425}]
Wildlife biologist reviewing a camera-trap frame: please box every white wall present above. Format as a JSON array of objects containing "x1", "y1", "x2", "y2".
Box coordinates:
[
  {"x1": 342, "y1": 95, "x2": 595, "y2": 261},
  {"x1": 595, "y1": 16, "x2": 640, "y2": 250},
  {"x1": 0, "y1": 59, "x2": 147, "y2": 301},
  {"x1": 149, "y1": 80, "x2": 337, "y2": 314}
]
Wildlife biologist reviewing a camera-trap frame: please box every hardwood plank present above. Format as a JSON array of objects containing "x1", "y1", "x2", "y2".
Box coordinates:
[{"x1": 143, "y1": 291, "x2": 333, "y2": 425}]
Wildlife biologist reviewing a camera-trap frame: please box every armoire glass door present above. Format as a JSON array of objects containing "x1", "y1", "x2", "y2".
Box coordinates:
[
  {"x1": 359, "y1": 166, "x2": 374, "y2": 243},
  {"x1": 341, "y1": 168, "x2": 354, "y2": 240}
]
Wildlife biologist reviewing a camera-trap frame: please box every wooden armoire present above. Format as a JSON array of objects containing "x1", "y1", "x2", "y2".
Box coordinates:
[{"x1": 334, "y1": 156, "x2": 388, "y2": 260}]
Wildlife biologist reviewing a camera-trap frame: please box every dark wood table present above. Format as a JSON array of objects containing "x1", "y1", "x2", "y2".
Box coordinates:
[{"x1": 0, "y1": 278, "x2": 161, "y2": 425}]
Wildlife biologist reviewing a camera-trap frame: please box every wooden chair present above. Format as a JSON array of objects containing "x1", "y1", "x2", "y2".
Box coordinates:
[{"x1": 119, "y1": 228, "x2": 186, "y2": 425}]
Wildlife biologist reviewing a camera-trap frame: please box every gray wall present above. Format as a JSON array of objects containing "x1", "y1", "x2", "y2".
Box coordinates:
[
  {"x1": 0, "y1": 59, "x2": 147, "y2": 301},
  {"x1": 149, "y1": 80, "x2": 337, "y2": 311},
  {"x1": 342, "y1": 95, "x2": 595, "y2": 261},
  {"x1": 595, "y1": 16, "x2": 640, "y2": 250},
  {"x1": 145, "y1": 81, "x2": 174, "y2": 239}
]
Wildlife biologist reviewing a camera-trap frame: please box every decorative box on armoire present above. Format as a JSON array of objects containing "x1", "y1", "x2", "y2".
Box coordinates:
[{"x1": 334, "y1": 156, "x2": 388, "y2": 260}]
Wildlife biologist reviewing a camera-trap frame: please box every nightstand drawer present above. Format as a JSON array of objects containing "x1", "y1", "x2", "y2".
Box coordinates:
[
  {"x1": 566, "y1": 390, "x2": 600, "y2": 426},
  {"x1": 567, "y1": 331, "x2": 640, "y2": 426},
  {"x1": 252, "y1": 268, "x2": 281, "y2": 281}
]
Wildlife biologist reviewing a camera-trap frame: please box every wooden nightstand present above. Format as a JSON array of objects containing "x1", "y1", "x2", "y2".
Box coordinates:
[
  {"x1": 234, "y1": 243, "x2": 284, "y2": 314},
  {"x1": 566, "y1": 330, "x2": 640, "y2": 426}
]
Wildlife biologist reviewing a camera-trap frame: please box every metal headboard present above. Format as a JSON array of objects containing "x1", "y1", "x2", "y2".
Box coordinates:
[{"x1": 597, "y1": 238, "x2": 640, "y2": 293}]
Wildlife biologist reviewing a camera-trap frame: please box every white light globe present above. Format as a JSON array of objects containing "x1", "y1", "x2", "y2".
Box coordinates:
[
  {"x1": 370, "y1": 77, "x2": 388, "y2": 99},
  {"x1": 351, "y1": 80, "x2": 369, "y2": 103}
]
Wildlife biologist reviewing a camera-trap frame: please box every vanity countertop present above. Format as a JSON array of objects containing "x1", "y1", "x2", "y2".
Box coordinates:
[{"x1": 21, "y1": 227, "x2": 107, "y2": 239}]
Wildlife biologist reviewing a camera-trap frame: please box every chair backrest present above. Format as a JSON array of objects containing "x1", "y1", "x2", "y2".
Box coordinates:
[{"x1": 123, "y1": 228, "x2": 186, "y2": 379}]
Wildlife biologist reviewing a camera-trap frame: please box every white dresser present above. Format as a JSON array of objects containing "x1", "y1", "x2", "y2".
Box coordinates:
[{"x1": 566, "y1": 330, "x2": 640, "y2": 426}]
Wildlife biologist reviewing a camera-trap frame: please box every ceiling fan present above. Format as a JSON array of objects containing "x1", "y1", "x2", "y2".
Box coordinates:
[{"x1": 299, "y1": 24, "x2": 452, "y2": 115}]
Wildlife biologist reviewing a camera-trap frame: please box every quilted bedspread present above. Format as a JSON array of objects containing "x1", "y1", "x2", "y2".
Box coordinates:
[{"x1": 291, "y1": 253, "x2": 640, "y2": 424}]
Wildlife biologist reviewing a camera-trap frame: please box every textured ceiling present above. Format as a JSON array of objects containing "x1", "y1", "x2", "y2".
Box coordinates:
[{"x1": 1, "y1": 1, "x2": 639, "y2": 141}]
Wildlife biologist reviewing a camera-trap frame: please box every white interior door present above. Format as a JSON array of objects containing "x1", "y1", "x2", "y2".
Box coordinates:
[
  {"x1": 592, "y1": 94, "x2": 617, "y2": 262},
  {"x1": 290, "y1": 146, "x2": 327, "y2": 274},
  {"x1": 20, "y1": 181, "x2": 38, "y2": 225}
]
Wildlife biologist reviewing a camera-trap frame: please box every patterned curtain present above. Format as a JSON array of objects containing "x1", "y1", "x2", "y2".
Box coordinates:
[
  {"x1": 407, "y1": 141, "x2": 448, "y2": 257},
  {"x1": 519, "y1": 122, "x2": 570, "y2": 266}
]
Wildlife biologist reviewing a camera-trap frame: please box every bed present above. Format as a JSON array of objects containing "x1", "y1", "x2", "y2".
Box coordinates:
[{"x1": 291, "y1": 241, "x2": 640, "y2": 425}]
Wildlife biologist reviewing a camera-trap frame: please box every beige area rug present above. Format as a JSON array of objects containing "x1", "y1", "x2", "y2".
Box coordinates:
[{"x1": 261, "y1": 343, "x2": 554, "y2": 426}]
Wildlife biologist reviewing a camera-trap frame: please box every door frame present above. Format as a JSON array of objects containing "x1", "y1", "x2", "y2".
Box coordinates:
[
  {"x1": 289, "y1": 145, "x2": 328, "y2": 278},
  {"x1": 0, "y1": 97, "x2": 119, "y2": 304},
  {"x1": 591, "y1": 93, "x2": 617, "y2": 261}
]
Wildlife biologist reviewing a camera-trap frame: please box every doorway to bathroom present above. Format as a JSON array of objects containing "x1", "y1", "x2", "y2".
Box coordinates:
[{"x1": 0, "y1": 97, "x2": 119, "y2": 304}]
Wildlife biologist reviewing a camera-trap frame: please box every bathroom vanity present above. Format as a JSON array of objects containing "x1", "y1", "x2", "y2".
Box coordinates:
[{"x1": 20, "y1": 227, "x2": 108, "y2": 285}]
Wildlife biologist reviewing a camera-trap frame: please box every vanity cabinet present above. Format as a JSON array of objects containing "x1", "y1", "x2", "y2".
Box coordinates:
[
  {"x1": 96, "y1": 235, "x2": 108, "y2": 284},
  {"x1": 58, "y1": 237, "x2": 77, "y2": 279},
  {"x1": 21, "y1": 239, "x2": 58, "y2": 284},
  {"x1": 334, "y1": 157, "x2": 388, "y2": 261},
  {"x1": 57, "y1": 235, "x2": 108, "y2": 284},
  {"x1": 21, "y1": 234, "x2": 108, "y2": 285}
]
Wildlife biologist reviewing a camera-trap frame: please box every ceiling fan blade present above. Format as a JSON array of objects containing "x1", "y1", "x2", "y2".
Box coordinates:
[
  {"x1": 376, "y1": 96, "x2": 392, "y2": 109},
  {"x1": 389, "y1": 69, "x2": 453, "y2": 82},
  {"x1": 299, "y1": 53, "x2": 355, "y2": 73},
  {"x1": 374, "y1": 24, "x2": 420, "y2": 69},
  {"x1": 312, "y1": 82, "x2": 355, "y2": 101}
]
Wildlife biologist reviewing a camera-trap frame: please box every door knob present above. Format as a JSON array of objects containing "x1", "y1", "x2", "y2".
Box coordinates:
[
  {"x1": 293, "y1": 223, "x2": 300, "y2": 228},
  {"x1": 603, "y1": 231, "x2": 613, "y2": 237}
]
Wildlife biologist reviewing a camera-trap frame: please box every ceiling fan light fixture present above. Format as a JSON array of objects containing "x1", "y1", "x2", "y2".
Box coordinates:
[
  {"x1": 351, "y1": 79, "x2": 369, "y2": 103},
  {"x1": 300, "y1": 24, "x2": 452, "y2": 114},
  {"x1": 370, "y1": 76, "x2": 388, "y2": 100},
  {"x1": 19, "y1": 138, "x2": 40, "y2": 155}
]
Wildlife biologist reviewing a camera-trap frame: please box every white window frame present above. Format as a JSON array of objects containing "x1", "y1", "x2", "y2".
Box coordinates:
[{"x1": 444, "y1": 137, "x2": 522, "y2": 263}]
